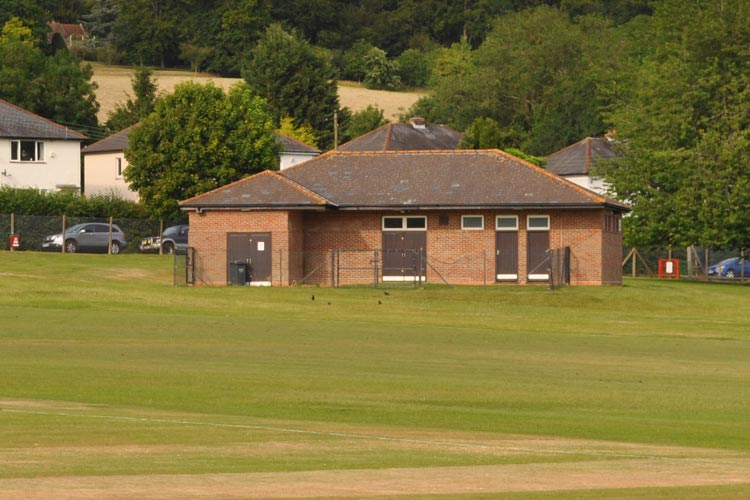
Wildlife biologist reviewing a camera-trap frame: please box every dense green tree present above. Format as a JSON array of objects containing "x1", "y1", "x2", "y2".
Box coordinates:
[
  {"x1": 602, "y1": 0, "x2": 750, "y2": 249},
  {"x1": 277, "y1": 116, "x2": 318, "y2": 149},
  {"x1": 243, "y1": 24, "x2": 340, "y2": 149},
  {"x1": 34, "y1": 49, "x2": 99, "y2": 129},
  {"x1": 363, "y1": 47, "x2": 400, "y2": 90},
  {"x1": 125, "y1": 81, "x2": 278, "y2": 219},
  {"x1": 112, "y1": 0, "x2": 185, "y2": 68},
  {"x1": 40, "y1": 0, "x2": 88, "y2": 23},
  {"x1": 83, "y1": 0, "x2": 118, "y2": 42},
  {"x1": 105, "y1": 66, "x2": 157, "y2": 132},
  {"x1": 0, "y1": 0, "x2": 49, "y2": 43},
  {"x1": 206, "y1": 0, "x2": 270, "y2": 75},
  {"x1": 396, "y1": 48, "x2": 434, "y2": 87},
  {"x1": 412, "y1": 7, "x2": 616, "y2": 155},
  {"x1": 340, "y1": 39, "x2": 374, "y2": 82}
]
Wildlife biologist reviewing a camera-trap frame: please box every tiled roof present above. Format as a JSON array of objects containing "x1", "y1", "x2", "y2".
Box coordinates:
[
  {"x1": 338, "y1": 119, "x2": 461, "y2": 151},
  {"x1": 83, "y1": 126, "x2": 134, "y2": 154},
  {"x1": 182, "y1": 150, "x2": 628, "y2": 212},
  {"x1": 49, "y1": 22, "x2": 86, "y2": 38},
  {"x1": 181, "y1": 170, "x2": 330, "y2": 209},
  {"x1": 546, "y1": 137, "x2": 617, "y2": 176},
  {"x1": 0, "y1": 98, "x2": 87, "y2": 140},
  {"x1": 275, "y1": 132, "x2": 320, "y2": 154}
]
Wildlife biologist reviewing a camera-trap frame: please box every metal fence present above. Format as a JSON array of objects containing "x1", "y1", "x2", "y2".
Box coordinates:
[
  {"x1": 0, "y1": 213, "x2": 182, "y2": 254},
  {"x1": 186, "y1": 247, "x2": 572, "y2": 288},
  {"x1": 622, "y1": 245, "x2": 750, "y2": 282}
]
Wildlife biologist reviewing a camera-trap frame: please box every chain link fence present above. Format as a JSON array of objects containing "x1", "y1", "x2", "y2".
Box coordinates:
[
  {"x1": 0, "y1": 213, "x2": 183, "y2": 254},
  {"x1": 186, "y1": 247, "x2": 572, "y2": 288},
  {"x1": 622, "y1": 245, "x2": 750, "y2": 282}
]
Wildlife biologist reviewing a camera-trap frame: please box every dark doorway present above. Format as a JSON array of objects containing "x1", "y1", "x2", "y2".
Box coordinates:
[
  {"x1": 227, "y1": 232, "x2": 272, "y2": 284},
  {"x1": 382, "y1": 231, "x2": 426, "y2": 281},
  {"x1": 527, "y1": 231, "x2": 550, "y2": 281},
  {"x1": 495, "y1": 231, "x2": 518, "y2": 281}
]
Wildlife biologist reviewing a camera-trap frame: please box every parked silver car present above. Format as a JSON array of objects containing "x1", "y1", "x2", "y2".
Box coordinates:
[{"x1": 42, "y1": 223, "x2": 128, "y2": 254}]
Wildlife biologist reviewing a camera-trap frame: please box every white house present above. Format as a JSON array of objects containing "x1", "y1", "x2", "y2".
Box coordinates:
[
  {"x1": 83, "y1": 127, "x2": 320, "y2": 199},
  {"x1": 82, "y1": 125, "x2": 137, "y2": 200},
  {"x1": 0, "y1": 98, "x2": 87, "y2": 192}
]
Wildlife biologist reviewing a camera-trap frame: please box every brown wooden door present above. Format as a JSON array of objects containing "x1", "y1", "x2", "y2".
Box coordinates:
[
  {"x1": 227, "y1": 232, "x2": 272, "y2": 283},
  {"x1": 382, "y1": 231, "x2": 426, "y2": 280},
  {"x1": 495, "y1": 231, "x2": 518, "y2": 281},
  {"x1": 527, "y1": 231, "x2": 550, "y2": 280}
]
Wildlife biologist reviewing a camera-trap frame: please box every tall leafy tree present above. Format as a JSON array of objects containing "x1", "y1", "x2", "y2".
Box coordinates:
[
  {"x1": 112, "y1": 0, "x2": 185, "y2": 68},
  {"x1": 105, "y1": 66, "x2": 157, "y2": 132},
  {"x1": 603, "y1": 0, "x2": 750, "y2": 249},
  {"x1": 125, "y1": 81, "x2": 278, "y2": 219},
  {"x1": 243, "y1": 24, "x2": 340, "y2": 149}
]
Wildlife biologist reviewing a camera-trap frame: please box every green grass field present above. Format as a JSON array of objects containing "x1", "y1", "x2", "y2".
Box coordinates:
[{"x1": 0, "y1": 251, "x2": 748, "y2": 499}]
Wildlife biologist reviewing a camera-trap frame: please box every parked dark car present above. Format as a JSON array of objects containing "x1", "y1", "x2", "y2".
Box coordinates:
[
  {"x1": 42, "y1": 223, "x2": 127, "y2": 254},
  {"x1": 139, "y1": 224, "x2": 189, "y2": 254},
  {"x1": 708, "y1": 257, "x2": 750, "y2": 278}
]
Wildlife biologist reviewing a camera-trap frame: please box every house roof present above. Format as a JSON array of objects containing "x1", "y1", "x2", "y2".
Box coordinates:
[
  {"x1": 48, "y1": 22, "x2": 86, "y2": 39},
  {"x1": 546, "y1": 137, "x2": 617, "y2": 176},
  {"x1": 0, "y1": 98, "x2": 87, "y2": 140},
  {"x1": 83, "y1": 125, "x2": 135, "y2": 154},
  {"x1": 180, "y1": 170, "x2": 329, "y2": 209},
  {"x1": 275, "y1": 132, "x2": 320, "y2": 155},
  {"x1": 338, "y1": 118, "x2": 461, "y2": 151},
  {"x1": 181, "y1": 150, "x2": 629, "y2": 212}
]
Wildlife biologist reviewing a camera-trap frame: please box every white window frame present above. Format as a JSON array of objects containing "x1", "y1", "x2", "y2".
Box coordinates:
[
  {"x1": 10, "y1": 140, "x2": 45, "y2": 162},
  {"x1": 495, "y1": 215, "x2": 519, "y2": 231},
  {"x1": 461, "y1": 215, "x2": 484, "y2": 230},
  {"x1": 382, "y1": 215, "x2": 427, "y2": 231},
  {"x1": 527, "y1": 215, "x2": 550, "y2": 231}
]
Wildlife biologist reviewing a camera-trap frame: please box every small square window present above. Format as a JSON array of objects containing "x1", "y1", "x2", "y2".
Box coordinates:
[
  {"x1": 527, "y1": 215, "x2": 550, "y2": 231},
  {"x1": 461, "y1": 215, "x2": 484, "y2": 230},
  {"x1": 496, "y1": 215, "x2": 518, "y2": 231}
]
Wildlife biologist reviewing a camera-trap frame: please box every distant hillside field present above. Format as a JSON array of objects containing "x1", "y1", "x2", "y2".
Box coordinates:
[{"x1": 90, "y1": 63, "x2": 426, "y2": 125}]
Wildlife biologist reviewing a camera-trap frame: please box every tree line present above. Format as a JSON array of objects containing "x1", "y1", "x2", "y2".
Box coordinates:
[{"x1": 2, "y1": 0, "x2": 750, "y2": 251}]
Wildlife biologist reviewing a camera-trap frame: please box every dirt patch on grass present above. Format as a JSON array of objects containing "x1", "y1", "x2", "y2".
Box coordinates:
[
  {"x1": 3, "y1": 400, "x2": 748, "y2": 499},
  {"x1": 0, "y1": 459, "x2": 748, "y2": 499}
]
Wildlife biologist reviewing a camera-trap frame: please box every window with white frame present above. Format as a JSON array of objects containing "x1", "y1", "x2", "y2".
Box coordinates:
[
  {"x1": 382, "y1": 216, "x2": 426, "y2": 230},
  {"x1": 527, "y1": 215, "x2": 550, "y2": 231},
  {"x1": 461, "y1": 215, "x2": 484, "y2": 230},
  {"x1": 11, "y1": 140, "x2": 44, "y2": 162},
  {"x1": 496, "y1": 215, "x2": 519, "y2": 231}
]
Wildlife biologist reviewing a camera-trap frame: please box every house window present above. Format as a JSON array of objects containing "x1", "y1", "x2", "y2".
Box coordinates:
[
  {"x1": 527, "y1": 215, "x2": 550, "y2": 231},
  {"x1": 116, "y1": 157, "x2": 123, "y2": 178},
  {"x1": 382, "y1": 216, "x2": 427, "y2": 230},
  {"x1": 11, "y1": 140, "x2": 44, "y2": 162},
  {"x1": 496, "y1": 215, "x2": 519, "y2": 231},
  {"x1": 461, "y1": 215, "x2": 484, "y2": 230}
]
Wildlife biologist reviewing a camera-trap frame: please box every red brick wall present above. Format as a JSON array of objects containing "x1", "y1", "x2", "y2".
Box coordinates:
[{"x1": 187, "y1": 208, "x2": 623, "y2": 286}]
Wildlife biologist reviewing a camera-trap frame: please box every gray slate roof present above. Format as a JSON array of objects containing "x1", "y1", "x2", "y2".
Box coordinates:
[
  {"x1": 0, "y1": 98, "x2": 86, "y2": 140},
  {"x1": 181, "y1": 150, "x2": 629, "y2": 212},
  {"x1": 338, "y1": 119, "x2": 461, "y2": 151},
  {"x1": 546, "y1": 137, "x2": 617, "y2": 176},
  {"x1": 83, "y1": 126, "x2": 134, "y2": 153},
  {"x1": 275, "y1": 132, "x2": 320, "y2": 154}
]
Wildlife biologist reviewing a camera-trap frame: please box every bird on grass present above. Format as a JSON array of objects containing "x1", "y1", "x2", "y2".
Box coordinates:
[
  {"x1": 311, "y1": 295, "x2": 315, "y2": 301},
  {"x1": 383, "y1": 291, "x2": 390, "y2": 296}
]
